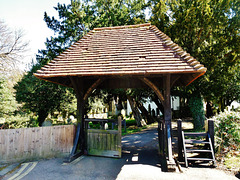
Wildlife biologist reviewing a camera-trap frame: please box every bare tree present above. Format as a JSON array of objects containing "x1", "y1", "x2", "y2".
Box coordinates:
[{"x1": 0, "y1": 20, "x2": 28, "y2": 75}]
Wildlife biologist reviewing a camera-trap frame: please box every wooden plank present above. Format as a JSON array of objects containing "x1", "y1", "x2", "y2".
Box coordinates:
[
  {"x1": 2, "y1": 130, "x2": 7, "y2": 160},
  {"x1": 56, "y1": 126, "x2": 60, "y2": 152},
  {"x1": 65, "y1": 126, "x2": 70, "y2": 152},
  {"x1": 43, "y1": 126, "x2": 52, "y2": 157},
  {"x1": 16, "y1": 128, "x2": 23, "y2": 159},
  {"x1": 187, "y1": 157, "x2": 213, "y2": 161},
  {"x1": 112, "y1": 133, "x2": 117, "y2": 151},
  {"x1": 87, "y1": 127, "x2": 121, "y2": 158},
  {"x1": 184, "y1": 132, "x2": 207, "y2": 137},
  {"x1": 87, "y1": 129, "x2": 118, "y2": 134},
  {"x1": 66, "y1": 125, "x2": 71, "y2": 152},
  {"x1": 38, "y1": 127, "x2": 42, "y2": 156},
  {"x1": 0, "y1": 130, "x2": 6, "y2": 160},
  {"x1": 65, "y1": 125, "x2": 71, "y2": 152},
  {"x1": 101, "y1": 132, "x2": 105, "y2": 150},
  {"x1": 53, "y1": 126, "x2": 58, "y2": 152},
  {"x1": 34, "y1": 127, "x2": 40, "y2": 157},
  {"x1": 23, "y1": 128, "x2": 29, "y2": 157},
  {"x1": 39, "y1": 127, "x2": 43, "y2": 156},
  {"x1": 102, "y1": 133, "x2": 106, "y2": 151},
  {"x1": 185, "y1": 139, "x2": 209, "y2": 144},
  {"x1": 8, "y1": 129, "x2": 15, "y2": 160},
  {"x1": 0, "y1": 125, "x2": 75, "y2": 163},
  {"x1": 186, "y1": 149, "x2": 212, "y2": 153},
  {"x1": 60, "y1": 126, "x2": 66, "y2": 152},
  {"x1": 85, "y1": 118, "x2": 116, "y2": 122},
  {"x1": 107, "y1": 131, "x2": 111, "y2": 150},
  {"x1": 30, "y1": 128, "x2": 36, "y2": 157}
]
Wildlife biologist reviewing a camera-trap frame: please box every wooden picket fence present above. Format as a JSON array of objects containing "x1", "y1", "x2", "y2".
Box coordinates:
[{"x1": 0, "y1": 125, "x2": 75, "y2": 163}]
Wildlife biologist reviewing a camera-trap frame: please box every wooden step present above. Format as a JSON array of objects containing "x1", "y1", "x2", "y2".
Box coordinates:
[
  {"x1": 185, "y1": 139, "x2": 210, "y2": 144},
  {"x1": 186, "y1": 149, "x2": 212, "y2": 153},
  {"x1": 181, "y1": 131, "x2": 216, "y2": 167},
  {"x1": 185, "y1": 144, "x2": 194, "y2": 148},
  {"x1": 187, "y1": 157, "x2": 214, "y2": 161},
  {"x1": 184, "y1": 132, "x2": 207, "y2": 137}
]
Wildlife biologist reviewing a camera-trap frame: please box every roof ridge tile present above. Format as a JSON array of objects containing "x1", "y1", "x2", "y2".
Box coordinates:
[{"x1": 93, "y1": 23, "x2": 151, "y2": 31}]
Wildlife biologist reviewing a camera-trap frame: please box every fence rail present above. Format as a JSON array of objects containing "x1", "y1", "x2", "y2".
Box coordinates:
[{"x1": 0, "y1": 125, "x2": 75, "y2": 163}]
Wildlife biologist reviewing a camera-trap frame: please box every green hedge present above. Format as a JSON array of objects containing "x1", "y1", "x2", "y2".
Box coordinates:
[
  {"x1": 1, "y1": 116, "x2": 38, "y2": 129},
  {"x1": 189, "y1": 96, "x2": 205, "y2": 130}
]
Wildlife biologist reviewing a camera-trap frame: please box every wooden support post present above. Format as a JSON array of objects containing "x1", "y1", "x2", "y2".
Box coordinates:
[
  {"x1": 118, "y1": 115, "x2": 122, "y2": 156},
  {"x1": 70, "y1": 77, "x2": 86, "y2": 156},
  {"x1": 177, "y1": 119, "x2": 183, "y2": 162},
  {"x1": 208, "y1": 119, "x2": 215, "y2": 152},
  {"x1": 157, "y1": 118, "x2": 167, "y2": 172},
  {"x1": 157, "y1": 119, "x2": 165, "y2": 156},
  {"x1": 163, "y1": 74, "x2": 176, "y2": 171}
]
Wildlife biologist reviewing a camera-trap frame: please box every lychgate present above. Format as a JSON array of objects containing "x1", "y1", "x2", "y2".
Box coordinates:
[{"x1": 34, "y1": 23, "x2": 206, "y2": 171}]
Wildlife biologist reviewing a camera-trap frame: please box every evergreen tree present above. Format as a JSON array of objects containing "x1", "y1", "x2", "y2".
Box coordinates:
[
  {"x1": 0, "y1": 78, "x2": 18, "y2": 118},
  {"x1": 15, "y1": 0, "x2": 147, "y2": 125},
  {"x1": 150, "y1": 0, "x2": 240, "y2": 117}
]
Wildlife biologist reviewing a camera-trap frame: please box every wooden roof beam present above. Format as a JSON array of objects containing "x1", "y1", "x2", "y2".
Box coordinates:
[
  {"x1": 139, "y1": 77, "x2": 165, "y2": 105},
  {"x1": 83, "y1": 78, "x2": 105, "y2": 101}
]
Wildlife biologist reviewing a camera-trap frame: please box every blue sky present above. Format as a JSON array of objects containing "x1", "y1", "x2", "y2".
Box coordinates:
[{"x1": 0, "y1": 0, "x2": 67, "y2": 70}]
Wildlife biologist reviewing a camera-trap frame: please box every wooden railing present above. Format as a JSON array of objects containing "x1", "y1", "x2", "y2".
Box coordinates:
[
  {"x1": 0, "y1": 125, "x2": 75, "y2": 163},
  {"x1": 177, "y1": 119, "x2": 215, "y2": 162},
  {"x1": 85, "y1": 118, "x2": 126, "y2": 132}
]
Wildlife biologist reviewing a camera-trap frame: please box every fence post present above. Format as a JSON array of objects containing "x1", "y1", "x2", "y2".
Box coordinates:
[
  {"x1": 177, "y1": 119, "x2": 183, "y2": 162},
  {"x1": 208, "y1": 119, "x2": 214, "y2": 152}
]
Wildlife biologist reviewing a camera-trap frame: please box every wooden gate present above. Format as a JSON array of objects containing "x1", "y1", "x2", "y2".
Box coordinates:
[{"x1": 85, "y1": 117, "x2": 122, "y2": 158}]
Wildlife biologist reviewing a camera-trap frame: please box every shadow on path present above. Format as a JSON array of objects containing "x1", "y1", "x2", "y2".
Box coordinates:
[
  {"x1": 3, "y1": 126, "x2": 238, "y2": 180},
  {"x1": 2, "y1": 127, "x2": 162, "y2": 180},
  {"x1": 121, "y1": 127, "x2": 161, "y2": 168}
]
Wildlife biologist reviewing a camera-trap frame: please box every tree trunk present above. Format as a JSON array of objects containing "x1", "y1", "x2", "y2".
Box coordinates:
[
  {"x1": 206, "y1": 101, "x2": 214, "y2": 118},
  {"x1": 218, "y1": 98, "x2": 226, "y2": 112},
  {"x1": 115, "y1": 96, "x2": 123, "y2": 116},
  {"x1": 126, "y1": 95, "x2": 143, "y2": 127},
  {"x1": 38, "y1": 110, "x2": 48, "y2": 126},
  {"x1": 152, "y1": 95, "x2": 164, "y2": 116},
  {"x1": 136, "y1": 100, "x2": 155, "y2": 124}
]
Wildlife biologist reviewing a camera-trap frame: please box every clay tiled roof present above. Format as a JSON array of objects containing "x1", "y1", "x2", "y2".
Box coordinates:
[{"x1": 34, "y1": 23, "x2": 206, "y2": 87}]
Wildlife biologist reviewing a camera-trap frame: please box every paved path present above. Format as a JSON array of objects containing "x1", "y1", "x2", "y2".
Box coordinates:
[{"x1": 2, "y1": 127, "x2": 238, "y2": 180}]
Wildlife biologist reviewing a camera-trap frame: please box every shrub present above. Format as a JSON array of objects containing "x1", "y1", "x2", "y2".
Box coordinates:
[
  {"x1": 1, "y1": 115, "x2": 38, "y2": 129},
  {"x1": 214, "y1": 111, "x2": 240, "y2": 153},
  {"x1": 126, "y1": 119, "x2": 137, "y2": 126},
  {"x1": 189, "y1": 96, "x2": 205, "y2": 130}
]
